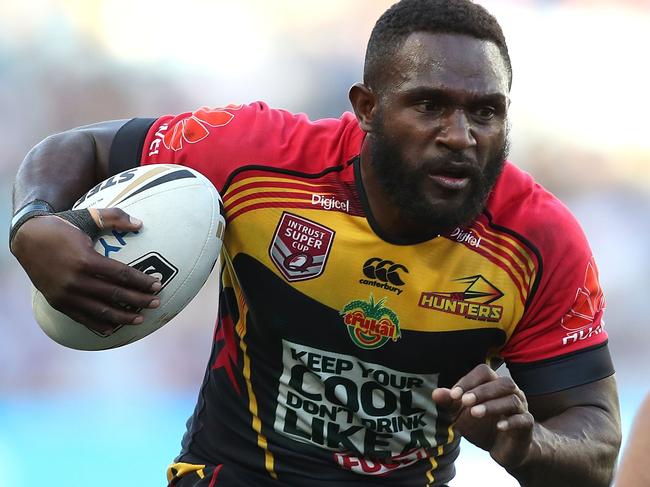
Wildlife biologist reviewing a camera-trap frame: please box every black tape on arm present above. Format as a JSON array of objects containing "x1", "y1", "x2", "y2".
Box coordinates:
[{"x1": 56, "y1": 209, "x2": 102, "y2": 240}]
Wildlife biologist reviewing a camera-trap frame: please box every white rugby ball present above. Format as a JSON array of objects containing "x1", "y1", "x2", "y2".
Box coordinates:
[{"x1": 32, "y1": 164, "x2": 225, "y2": 351}]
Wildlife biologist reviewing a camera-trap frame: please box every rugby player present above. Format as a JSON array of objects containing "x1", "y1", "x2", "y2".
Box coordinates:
[{"x1": 10, "y1": 0, "x2": 621, "y2": 485}]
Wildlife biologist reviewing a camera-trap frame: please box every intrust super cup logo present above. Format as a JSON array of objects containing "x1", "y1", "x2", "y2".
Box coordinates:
[
  {"x1": 269, "y1": 212, "x2": 335, "y2": 282},
  {"x1": 340, "y1": 295, "x2": 401, "y2": 350}
]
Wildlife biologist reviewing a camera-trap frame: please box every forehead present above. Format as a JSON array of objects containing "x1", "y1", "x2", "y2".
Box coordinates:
[{"x1": 385, "y1": 32, "x2": 510, "y2": 97}]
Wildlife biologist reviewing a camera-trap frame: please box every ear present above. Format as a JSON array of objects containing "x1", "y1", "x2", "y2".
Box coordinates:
[{"x1": 348, "y1": 83, "x2": 377, "y2": 133}]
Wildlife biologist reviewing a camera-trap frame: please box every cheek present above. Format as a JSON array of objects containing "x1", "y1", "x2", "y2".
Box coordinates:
[{"x1": 475, "y1": 127, "x2": 506, "y2": 162}]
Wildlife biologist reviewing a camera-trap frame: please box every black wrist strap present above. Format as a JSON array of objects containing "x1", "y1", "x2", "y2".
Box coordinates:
[{"x1": 9, "y1": 199, "x2": 54, "y2": 247}]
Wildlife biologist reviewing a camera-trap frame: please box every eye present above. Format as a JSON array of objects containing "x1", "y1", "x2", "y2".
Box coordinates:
[
  {"x1": 415, "y1": 101, "x2": 445, "y2": 116},
  {"x1": 473, "y1": 106, "x2": 497, "y2": 121}
]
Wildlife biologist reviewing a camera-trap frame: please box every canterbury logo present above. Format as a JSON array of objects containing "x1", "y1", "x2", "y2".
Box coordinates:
[{"x1": 362, "y1": 258, "x2": 408, "y2": 286}]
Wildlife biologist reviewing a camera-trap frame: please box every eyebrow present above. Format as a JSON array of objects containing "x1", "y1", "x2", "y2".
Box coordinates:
[{"x1": 401, "y1": 87, "x2": 509, "y2": 106}]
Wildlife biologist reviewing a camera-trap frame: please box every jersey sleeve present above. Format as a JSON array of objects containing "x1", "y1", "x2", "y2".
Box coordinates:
[
  {"x1": 498, "y1": 190, "x2": 613, "y2": 395},
  {"x1": 108, "y1": 102, "x2": 362, "y2": 192}
]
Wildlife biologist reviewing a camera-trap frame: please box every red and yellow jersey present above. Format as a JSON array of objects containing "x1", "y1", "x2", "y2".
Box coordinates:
[{"x1": 110, "y1": 102, "x2": 613, "y2": 486}]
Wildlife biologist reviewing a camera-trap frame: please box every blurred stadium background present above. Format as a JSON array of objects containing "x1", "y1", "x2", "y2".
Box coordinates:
[{"x1": 1, "y1": 0, "x2": 648, "y2": 485}]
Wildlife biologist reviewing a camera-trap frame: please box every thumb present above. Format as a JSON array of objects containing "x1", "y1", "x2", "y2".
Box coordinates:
[
  {"x1": 93, "y1": 207, "x2": 143, "y2": 232},
  {"x1": 432, "y1": 387, "x2": 462, "y2": 413}
]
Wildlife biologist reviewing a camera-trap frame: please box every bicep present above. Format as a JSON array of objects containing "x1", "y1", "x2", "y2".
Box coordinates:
[{"x1": 76, "y1": 119, "x2": 129, "y2": 181}]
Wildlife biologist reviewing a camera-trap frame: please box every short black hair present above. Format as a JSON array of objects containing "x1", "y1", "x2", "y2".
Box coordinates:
[{"x1": 364, "y1": 0, "x2": 512, "y2": 91}]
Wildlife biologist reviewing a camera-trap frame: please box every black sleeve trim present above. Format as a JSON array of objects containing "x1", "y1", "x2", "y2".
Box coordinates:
[
  {"x1": 108, "y1": 118, "x2": 157, "y2": 176},
  {"x1": 507, "y1": 341, "x2": 614, "y2": 396}
]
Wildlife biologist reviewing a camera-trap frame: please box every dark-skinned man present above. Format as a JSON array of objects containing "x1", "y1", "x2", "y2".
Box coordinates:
[{"x1": 10, "y1": 0, "x2": 621, "y2": 486}]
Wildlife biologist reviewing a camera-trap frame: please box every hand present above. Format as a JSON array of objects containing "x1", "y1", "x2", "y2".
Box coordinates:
[
  {"x1": 432, "y1": 364, "x2": 535, "y2": 469},
  {"x1": 11, "y1": 208, "x2": 162, "y2": 336}
]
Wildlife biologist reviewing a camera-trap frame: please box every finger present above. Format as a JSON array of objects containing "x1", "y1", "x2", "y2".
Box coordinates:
[
  {"x1": 461, "y1": 376, "x2": 525, "y2": 408},
  {"x1": 80, "y1": 279, "x2": 161, "y2": 310},
  {"x1": 66, "y1": 309, "x2": 121, "y2": 337},
  {"x1": 452, "y1": 364, "x2": 499, "y2": 400},
  {"x1": 469, "y1": 393, "x2": 527, "y2": 419},
  {"x1": 496, "y1": 412, "x2": 535, "y2": 432},
  {"x1": 71, "y1": 294, "x2": 146, "y2": 327},
  {"x1": 89, "y1": 254, "x2": 162, "y2": 293},
  {"x1": 95, "y1": 207, "x2": 143, "y2": 232}
]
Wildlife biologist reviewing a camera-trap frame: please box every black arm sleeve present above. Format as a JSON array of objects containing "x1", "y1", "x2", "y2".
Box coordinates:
[
  {"x1": 507, "y1": 341, "x2": 614, "y2": 396},
  {"x1": 108, "y1": 118, "x2": 157, "y2": 176}
]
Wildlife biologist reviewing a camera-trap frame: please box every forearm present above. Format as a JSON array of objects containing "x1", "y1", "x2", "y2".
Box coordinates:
[{"x1": 509, "y1": 405, "x2": 621, "y2": 487}]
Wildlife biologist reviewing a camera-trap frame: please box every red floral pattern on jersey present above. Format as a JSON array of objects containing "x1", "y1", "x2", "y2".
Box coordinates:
[
  {"x1": 561, "y1": 257, "x2": 605, "y2": 331},
  {"x1": 163, "y1": 105, "x2": 242, "y2": 151}
]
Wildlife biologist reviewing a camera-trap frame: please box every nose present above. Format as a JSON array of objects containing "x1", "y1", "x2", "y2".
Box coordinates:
[{"x1": 435, "y1": 109, "x2": 477, "y2": 152}]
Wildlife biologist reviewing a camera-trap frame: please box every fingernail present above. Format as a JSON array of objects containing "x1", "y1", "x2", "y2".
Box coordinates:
[
  {"x1": 462, "y1": 393, "x2": 477, "y2": 406},
  {"x1": 471, "y1": 404, "x2": 486, "y2": 417},
  {"x1": 450, "y1": 387, "x2": 463, "y2": 399},
  {"x1": 149, "y1": 299, "x2": 160, "y2": 308},
  {"x1": 497, "y1": 420, "x2": 508, "y2": 430},
  {"x1": 132, "y1": 316, "x2": 144, "y2": 325},
  {"x1": 151, "y1": 282, "x2": 162, "y2": 292},
  {"x1": 130, "y1": 216, "x2": 143, "y2": 226}
]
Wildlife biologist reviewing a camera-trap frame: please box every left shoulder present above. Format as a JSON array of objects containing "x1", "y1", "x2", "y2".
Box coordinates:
[{"x1": 485, "y1": 161, "x2": 590, "y2": 262}]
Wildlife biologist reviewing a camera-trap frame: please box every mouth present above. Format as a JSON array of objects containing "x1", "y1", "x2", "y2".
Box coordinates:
[
  {"x1": 427, "y1": 164, "x2": 474, "y2": 191},
  {"x1": 428, "y1": 174, "x2": 470, "y2": 190}
]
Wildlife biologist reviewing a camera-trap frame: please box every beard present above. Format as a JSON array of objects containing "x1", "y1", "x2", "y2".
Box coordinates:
[{"x1": 369, "y1": 120, "x2": 509, "y2": 237}]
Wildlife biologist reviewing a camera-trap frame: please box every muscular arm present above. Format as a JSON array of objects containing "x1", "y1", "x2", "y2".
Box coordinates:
[
  {"x1": 12, "y1": 120, "x2": 125, "y2": 211},
  {"x1": 11, "y1": 120, "x2": 161, "y2": 336},
  {"x1": 433, "y1": 367, "x2": 621, "y2": 487},
  {"x1": 510, "y1": 375, "x2": 621, "y2": 487}
]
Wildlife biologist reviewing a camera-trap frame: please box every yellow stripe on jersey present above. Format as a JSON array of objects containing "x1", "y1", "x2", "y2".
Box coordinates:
[
  {"x1": 465, "y1": 239, "x2": 530, "y2": 306},
  {"x1": 227, "y1": 196, "x2": 312, "y2": 218},
  {"x1": 474, "y1": 220, "x2": 537, "y2": 284},
  {"x1": 475, "y1": 220, "x2": 536, "y2": 275},
  {"x1": 166, "y1": 462, "x2": 206, "y2": 482},
  {"x1": 226, "y1": 185, "x2": 313, "y2": 206},
  {"x1": 425, "y1": 455, "x2": 438, "y2": 486},
  {"x1": 231, "y1": 280, "x2": 278, "y2": 480},
  {"x1": 225, "y1": 175, "x2": 338, "y2": 195}
]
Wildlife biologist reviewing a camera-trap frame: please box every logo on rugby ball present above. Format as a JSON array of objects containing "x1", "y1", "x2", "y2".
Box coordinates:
[
  {"x1": 340, "y1": 295, "x2": 401, "y2": 350},
  {"x1": 129, "y1": 252, "x2": 178, "y2": 288},
  {"x1": 269, "y1": 212, "x2": 334, "y2": 282}
]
